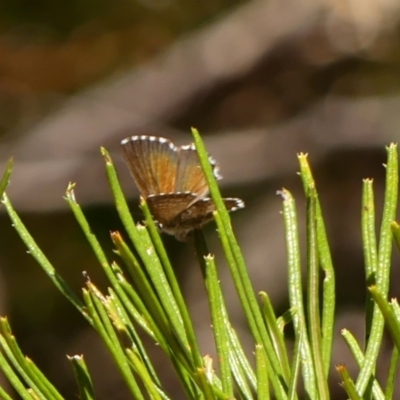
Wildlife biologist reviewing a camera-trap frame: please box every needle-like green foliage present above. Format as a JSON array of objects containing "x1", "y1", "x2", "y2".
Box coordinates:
[{"x1": 0, "y1": 138, "x2": 399, "y2": 399}]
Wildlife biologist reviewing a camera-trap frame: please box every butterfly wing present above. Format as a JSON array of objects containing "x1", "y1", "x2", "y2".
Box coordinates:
[
  {"x1": 121, "y1": 135, "x2": 244, "y2": 240},
  {"x1": 147, "y1": 194, "x2": 244, "y2": 240},
  {"x1": 146, "y1": 192, "x2": 198, "y2": 226},
  {"x1": 121, "y1": 136, "x2": 178, "y2": 198},
  {"x1": 177, "y1": 197, "x2": 245, "y2": 226},
  {"x1": 175, "y1": 144, "x2": 221, "y2": 196}
]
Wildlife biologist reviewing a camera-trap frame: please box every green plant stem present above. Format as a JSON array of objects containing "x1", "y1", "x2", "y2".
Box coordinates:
[
  {"x1": 338, "y1": 365, "x2": 363, "y2": 400},
  {"x1": 106, "y1": 288, "x2": 161, "y2": 386},
  {"x1": 279, "y1": 188, "x2": 316, "y2": 398},
  {"x1": 298, "y1": 153, "x2": 335, "y2": 376},
  {"x1": 0, "y1": 158, "x2": 12, "y2": 200},
  {"x1": 101, "y1": 148, "x2": 202, "y2": 365},
  {"x1": 369, "y1": 286, "x2": 400, "y2": 353},
  {"x1": 192, "y1": 129, "x2": 288, "y2": 399},
  {"x1": 288, "y1": 332, "x2": 302, "y2": 400},
  {"x1": 83, "y1": 287, "x2": 144, "y2": 399},
  {"x1": 141, "y1": 200, "x2": 204, "y2": 371},
  {"x1": 2, "y1": 193, "x2": 85, "y2": 318},
  {"x1": 356, "y1": 144, "x2": 398, "y2": 395},
  {"x1": 256, "y1": 344, "x2": 270, "y2": 400},
  {"x1": 361, "y1": 179, "x2": 378, "y2": 342},
  {"x1": 259, "y1": 292, "x2": 291, "y2": 380},
  {"x1": 0, "y1": 321, "x2": 61, "y2": 400},
  {"x1": 384, "y1": 346, "x2": 399, "y2": 400},
  {"x1": 194, "y1": 231, "x2": 251, "y2": 397},
  {"x1": 306, "y1": 185, "x2": 329, "y2": 400},
  {"x1": 0, "y1": 338, "x2": 32, "y2": 400},
  {"x1": 204, "y1": 254, "x2": 234, "y2": 397},
  {"x1": 341, "y1": 329, "x2": 384, "y2": 400},
  {"x1": 392, "y1": 221, "x2": 400, "y2": 253},
  {"x1": 68, "y1": 355, "x2": 96, "y2": 400},
  {"x1": 126, "y1": 350, "x2": 165, "y2": 400}
]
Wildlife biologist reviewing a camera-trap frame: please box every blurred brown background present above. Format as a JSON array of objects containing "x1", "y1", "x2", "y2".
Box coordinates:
[{"x1": 1, "y1": 0, "x2": 400, "y2": 398}]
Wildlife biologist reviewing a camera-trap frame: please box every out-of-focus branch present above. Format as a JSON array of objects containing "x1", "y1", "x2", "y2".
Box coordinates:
[{"x1": 3, "y1": 0, "x2": 400, "y2": 211}]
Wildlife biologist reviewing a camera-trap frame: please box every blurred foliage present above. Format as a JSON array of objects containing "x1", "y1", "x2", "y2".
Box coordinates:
[
  {"x1": 0, "y1": 0, "x2": 248, "y2": 37},
  {"x1": 0, "y1": 0, "x2": 248, "y2": 98}
]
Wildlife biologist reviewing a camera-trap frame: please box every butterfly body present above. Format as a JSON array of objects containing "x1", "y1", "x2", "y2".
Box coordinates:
[{"x1": 121, "y1": 135, "x2": 244, "y2": 240}]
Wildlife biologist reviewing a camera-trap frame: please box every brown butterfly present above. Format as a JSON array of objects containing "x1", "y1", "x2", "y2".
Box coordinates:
[{"x1": 121, "y1": 135, "x2": 244, "y2": 240}]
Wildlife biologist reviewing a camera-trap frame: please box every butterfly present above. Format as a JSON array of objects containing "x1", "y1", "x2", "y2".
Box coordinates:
[{"x1": 121, "y1": 135, "x2": 244, "y2": 240}]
